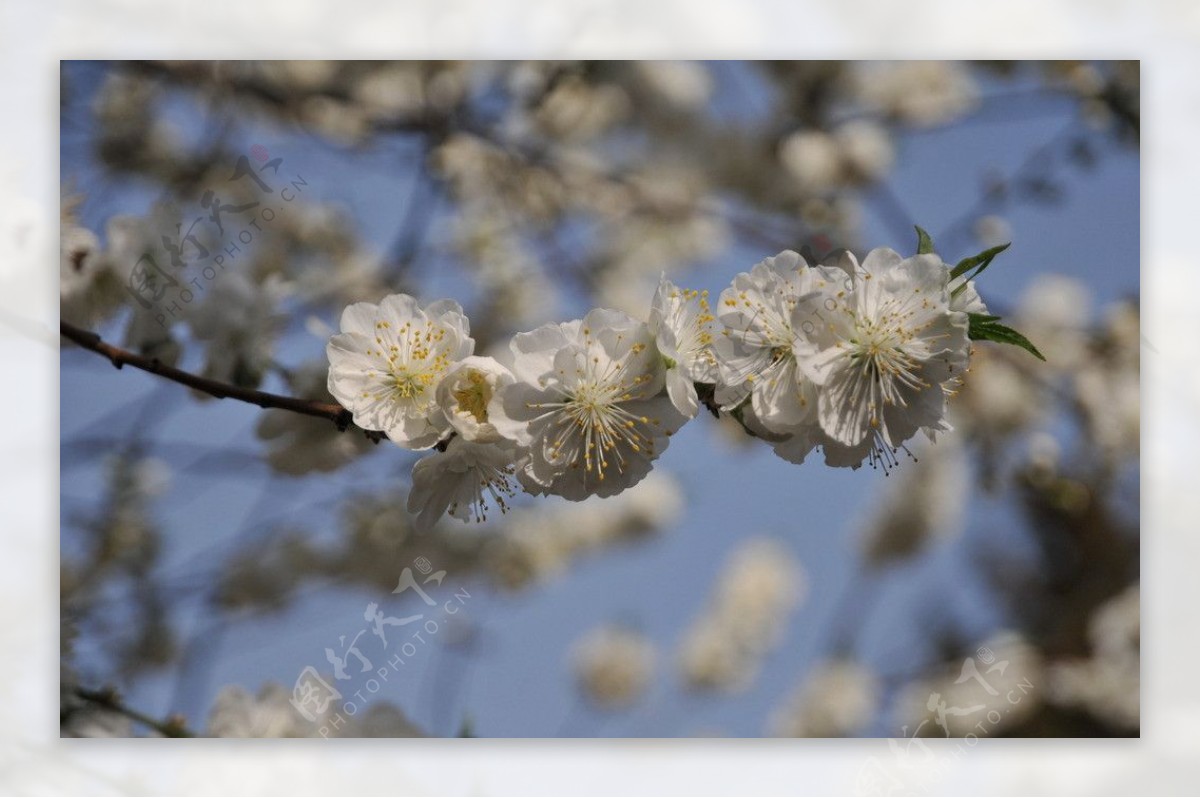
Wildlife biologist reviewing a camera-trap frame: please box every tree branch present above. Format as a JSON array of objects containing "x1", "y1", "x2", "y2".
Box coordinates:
[
  {"x1": 60, "y1": 320, "x2": 384, "y2": 439},
  {"x1": 72, "y1": 686, "x2": 195, "y2": 738}
]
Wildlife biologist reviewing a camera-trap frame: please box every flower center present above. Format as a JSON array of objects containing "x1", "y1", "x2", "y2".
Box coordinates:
[
  {"x1": 393, "y1": 369, "x2": 435, "y2": 399},
  {"x1": 558, "y1": 389, "x2": 655, "y2": 480},
  {"x1": 374, "y1": 318, "x2": 455, "y2": 405},
  {"x1": 848, "y1": 314, "x2": 926, "y2": 407},
  {"x1": 452, "y1": 370, "x2": 491, "y2": 423},
  {"x1": 531, "y1": 370, "x2": 659, "y2": 481}
]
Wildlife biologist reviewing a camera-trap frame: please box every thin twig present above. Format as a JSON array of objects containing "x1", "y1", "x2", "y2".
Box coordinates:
[
  {"x1": 60, "y1": 320, "x2": 386, "y2": 441},
  {"x1": 72, "y1": 687, "x2": 195, "y2": 738}
]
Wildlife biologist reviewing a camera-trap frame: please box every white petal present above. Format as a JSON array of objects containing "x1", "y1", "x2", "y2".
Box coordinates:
[
  {"x1": 339, "y1": 301, "x2": 379, "y2": 336},
  {"x1": 407, "y1": 455, "x2": 459, "y2": 533},
  {"x1": 817, "y1": 361, "x2": 872, "y2": 446},
  {"x1": 752, "y1": 358, "x2": 812, "y2": 434},
  {"x1": 665, "y1": 367, "x2": 699, "y2": 418},
  {"x1": 860, "y1": 246, "x2": 904, "y2": 277},
  {"x1": 771, "y1": 425, "x2": 822, "y2": 464},
  {"x1": 377, "y1": 293, "x2": 424, "y2": 329},
  {"x1": 387, "y1": 411, "x2": 447, "y2": 450},
  {"x1": 489, "y1": 380, "x2": 546, "y2": 446},
  {"x1": 508, "y1": 322, "x2": 577, "y2": 383}
]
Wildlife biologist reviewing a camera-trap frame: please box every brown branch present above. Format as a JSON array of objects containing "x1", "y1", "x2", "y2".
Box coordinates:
[
  {"x1": 72, "y1": 686, "x2": 195, "y2": 738},
  {"x1": 61, "y1": 320, "x2": 384, "y2": 440}
]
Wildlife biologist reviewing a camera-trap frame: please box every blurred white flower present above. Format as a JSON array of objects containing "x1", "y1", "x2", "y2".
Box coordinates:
[
  {"x1": 1073, "y1": 302, "x2": 1139, "y2": 463},
  {"x1": 1015, "y1": 274, "x2": 1092, "y2": 368},
  {"x1": 677, "y1": 623, "x2": 746, "y2": 692},
  {"x1": 61, "y1": 706, "x2": 135, "y2": 738},
  {"x1": 571, "y1": 625, "x2": 656, "y2": 709},
  {"x1": 974, "y1": 214, "x2": 1013, "y2": 248},
  {"x1": 780, "y1": 130, "x2": 842, "y2": 192},
  {"x1": 343, "y1": 702, "x2": 425, "y2": 737},
  {"x1": 858, "y1": 435, "x2": 969, "y2": 565},
  {"x1": 486, "y1": 471, "x2": 683, "y2": 591},
  {"x1": 300, "y1": 95, "x2": 368, "y2": 145},
  {"x1": 491, "y1": 308, "x2": 686, "y2": 500},
  {"x1": 1047, "y1": 584, "x2": 1139, "y2": 729},
  {"x1": 128, "y1": 455, "x2": 171, "y2": 498},
  {"x1": 1076, "y1": 361, "x2": 1140, "y2": 463},
  {"x1": 59, "y1": 224, "x2": 101, "y2": 301},
  {"x1": 648, "y1": 275, "x2": 719, "y2": 418},
  {"x1": 635, "y1": 61, "x2": 712, "y2": 108},
  {"x1": 295, "y1": 250, "x2": 388, "y2": 307},
  {"x1": 896, "y1": 631, "x2": 1042, "y2": 737},
  {"x1": 190, "y1": 272, "x2": 290, "y2": 388},
  {"x1": 594, "y1": 196, "x2": 729, "y2": 318},
  {"x1": 952, "y1": 349, "x2": 1043, "y2": 437},
  {"x1": 854, "y1": 61, "x2": 980, "y2": 127},
  {"x1": 452, "y1": 207, "x2": 561, "y2": 327},
  {"x1": 326, "y1": 293, "x2": 474, "y2": 449},
  {"x1": 1091, "y1": 583, "x2": 1140, "y2": 662},
  {"x1": 406, "y1": 437, "x2": 522, "y2": 532},
  {"x1": 771, "y1": 660, "x2": 880, "y2": 737},
  {"x1": 679, "y1": 538, "x2": 805, "y2": 692},
  {"x1": 121, "y1": 304, "x2": 182, "y2": 367},
  {"x1": 59, "y1": 203, "x2": 125, "y2": 328},
  {"x1": 206, "y1": 683, "x2": 312, "y2": 738},
  {"x1": 255, "y1": 60, "x2": 338, "y2": 92},
  {"x1": 835, "y1": 120, "x2": 895, "y2": 182},
  {"x1": 256, "y1": 360, "x2": 375, "y2": 475},
  {"x1": 535, "y1": 75, "x2": 630, "y2": 141},
  {"x1": 352, "y1": 63, "x2": 429, "y2": 120}
]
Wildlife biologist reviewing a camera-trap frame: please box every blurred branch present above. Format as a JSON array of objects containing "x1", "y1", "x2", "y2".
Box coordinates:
[
  {"x1": 71, "y1": 687, "x2": 195, "y2": 737},
  {"x1": 60, "y1": 320, "x2": 384, "y2": 440}
]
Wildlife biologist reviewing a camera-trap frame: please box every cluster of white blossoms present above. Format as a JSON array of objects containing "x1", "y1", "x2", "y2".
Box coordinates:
[{"x1": 327, "y1": 237, "x2": 1031, "y2": 531}]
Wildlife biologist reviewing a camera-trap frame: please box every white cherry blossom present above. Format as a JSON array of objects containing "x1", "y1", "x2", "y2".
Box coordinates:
[
  {"x1": 326, "y1": 294, "x2": 473, "y2": 449},
  {"x1": 406, "y1": 438, "x2": 522, "y2": 532},
  {"x1": 797, "y1": 247, "x2": 970, "y2": 469},
  {"x1": 647, "y1": 275, "x2": 718, "y2": 418},
  {"x1": 490, "y1": 308, "x2": 686, "y2": 500},
  {"x1": 712, "y1": 249, "x2": 852, "y2": 460},
  {"x1": 435, "y1": 355, "x2": 514, "y2": 443}
]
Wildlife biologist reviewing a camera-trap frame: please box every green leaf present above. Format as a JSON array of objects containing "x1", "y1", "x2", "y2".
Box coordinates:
[
  {"x1": 967, "y1": 313, "x2": 1046, "y2": 361},
  {"x1": 950, "y1": 242, "x2": 1010, "y2": 281},
  {"x1": 915, "y1": 225, "x2": 935, "y2": 255}
]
